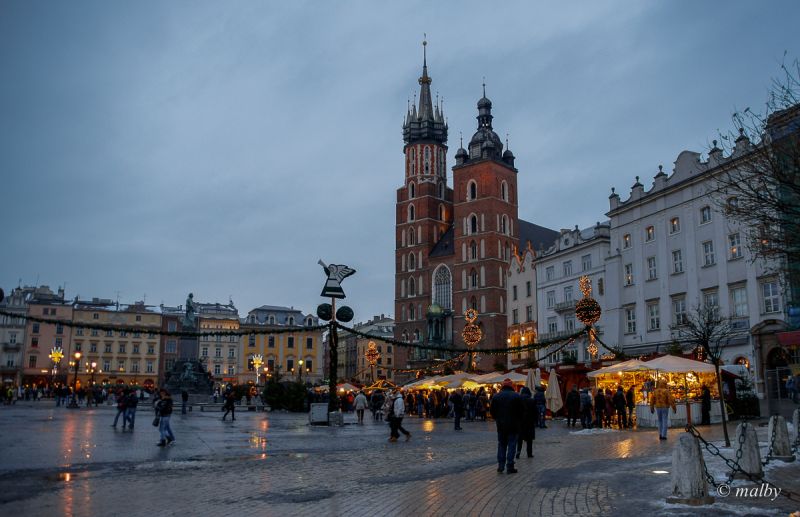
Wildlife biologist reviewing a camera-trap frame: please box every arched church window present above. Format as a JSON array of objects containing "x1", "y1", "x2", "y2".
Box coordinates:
[
  {"x1": 409, "y1": 182, "x2": 415, "y2": 199},
  {"x1": 501, "y1": 215, "x2": 508, "y2": 235},
  {"x1": 470, "y1": 297, "x2": 477, "y2": 311},
  {"x1": 409, "y1": 304, "x2": 415, "y2": 320},
  {"x1": 470, "y1": 215, "x2": 478, "y2": 234},
  {"x1": 409, "y1": 253, "x2": 416, "y2": 270},
  {"x1": 470, "y1": 269, "x2": 478, "y2": 289},
  {"x1": 408, "y1": 277, "x2": 416, "y2": 297},
  {"x1": 501, "y1": 181, "x2": 508, "y2": 201},
  {"x1": 438, "y1": 204, "x2": 445, "y2": 221},
  {"x1": 433, "y1": 265, "x2": 452, "y2": 310},
  {"x1": 470, "y1": 241, "x2": 477, "y2": 260},
  {"x1": 468, "y1": 180, "x2": 477, "y2": 201},
  {"x1": 438, "y1": 182, "x2": 444, "y2": 199},
  {"x1": 408, "y1": 228, "x2": 415, "y2": 246},
  {"x1": 424, "y1": 147, "x2": 431, "y2": 174},
  {"x1": 408, "y1": 204, "x2": 415, "y2": 222}
]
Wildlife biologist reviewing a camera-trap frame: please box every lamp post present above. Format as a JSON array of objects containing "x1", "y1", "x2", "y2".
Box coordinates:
[
  {"x1": 67, "y1": 351, "x2": 81, "y2": 408},
  {"x1": 89, "y1": 362, "x2": 97, "y2": 386},
  {"x1": 298, "y1": 359, "x2": 304, "y2": 382}
]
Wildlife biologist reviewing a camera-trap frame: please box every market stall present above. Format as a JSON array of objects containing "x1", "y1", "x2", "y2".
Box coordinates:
[{"x1": 587, "y1": 359, "x2": 652, "y2": 404}]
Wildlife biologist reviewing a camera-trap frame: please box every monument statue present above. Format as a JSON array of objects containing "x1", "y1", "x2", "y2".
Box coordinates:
[
  {"x1": 184, "y1": 292, "x2": 197, "y2": 328},
  {"x1": 164, "y1": 359, "x2": 213, "y2": 394}
]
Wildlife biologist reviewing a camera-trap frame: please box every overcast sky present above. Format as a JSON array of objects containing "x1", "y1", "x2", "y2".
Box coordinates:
[{"x1": 1, "y1": 1, "x2": 798, "y2": 321}]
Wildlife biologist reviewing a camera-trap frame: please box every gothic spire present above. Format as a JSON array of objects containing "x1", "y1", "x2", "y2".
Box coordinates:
[
  {"x1": 402, "y1": 37, "x2": 447, "y2": 146},
  {"x1": 417, "y1": 37, "x2": 434, "y2": 122}
]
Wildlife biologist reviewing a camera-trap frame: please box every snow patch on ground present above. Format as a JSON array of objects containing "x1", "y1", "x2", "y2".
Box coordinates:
[{"x1": 569, "y1": 427, "x2": 617, "y2": 435}]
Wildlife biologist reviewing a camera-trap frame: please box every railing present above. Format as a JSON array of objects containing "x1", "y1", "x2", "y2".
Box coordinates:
[
  {"x1": 553, "y1": 300, "x2": 576, "y2": 312},
  {"x1": 730, "y1": 317, "x2": 750, "y2": 331}
]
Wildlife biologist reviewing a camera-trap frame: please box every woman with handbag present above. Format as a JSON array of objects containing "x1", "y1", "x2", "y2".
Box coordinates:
[{"x1": 154, "y1": 389, "x2": 175, "y2": 447}]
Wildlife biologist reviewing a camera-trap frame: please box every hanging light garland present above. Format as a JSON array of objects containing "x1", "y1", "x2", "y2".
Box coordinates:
[
  {"x1": 461, "y1": 309, "x2": 482, "y2": 349},
  {"x1": 365, "y1": 341, "x2": 380, "y2": 367},
  {"x1": 575, "y1": 275, "x2": 603, "y2": 359}
]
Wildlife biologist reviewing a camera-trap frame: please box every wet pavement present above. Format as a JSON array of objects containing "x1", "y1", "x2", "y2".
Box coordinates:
[{"x1": 0, "y1": 402, "x2": 798, "y2": 516}]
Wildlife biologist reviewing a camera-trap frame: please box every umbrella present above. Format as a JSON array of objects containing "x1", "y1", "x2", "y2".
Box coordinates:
[
  {"x1": 525, "y1": 368, "x2": 536, "y2": 391},
  {"x1": 534, "y1": 368, "x2": 542, "y2": 388},
  {"x1": 336, "y1": 382, "x2": 359, "y2": 392},
  {"x1": 544, "y1": 368, "x2": 563, "y2": 414}
]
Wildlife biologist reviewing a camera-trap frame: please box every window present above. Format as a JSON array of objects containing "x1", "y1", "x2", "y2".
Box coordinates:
[
  {"x1": 409, "y1": 182, "x2": 415, "y2": 199},
  {"x1": 547, "y1": 317, "x2": 558, "y2": 333},
  {"x1": 287, "y1": 359, "x2": 294, "y2": 372},
  {"x1": 565, "y1": 316, "x2": 576, "y2": 332},
  {"x1": 581, "y1": 254, "x2": 592, "y2": 272},
  {"x1": 470, "y1": 270, "x2": 478, "y2": 289},
  {"x1": 645, "y1": 226, "x2": 655, "y2": 242},
  {"x1": 700, "y1": 206, "x2": 712, "y2": 224},
  {"x1": 501, "y1": 181, "x2": 508, "y2": 201},
  {"x1": 32, "y1": 323, "x2": 39, "y2": 334},
  {"x1": 267, "y1": 359, "x2": 275, "y2": 371},
  {"x1": 103, "y1": 360, "x2": 110, "y2": 371},
  {"x1": 501, "y1": 215, "x2": 508, "y2": 235},
  {"x1": 526, "y1": 281, "x2": 532, "y2": 297},
  {"x1": 132, "y1": 343, "x2": 140, "y2": 354},
  {"x1": 119, "y1": 330, "x2": 127, "y2": 338},
  {"x1": 305, "y1": 337, "x2": 313, "y2": 350},
  {"x1": 669, "y1": 217, "x2": 681, "y2": 234},
  {"x1": 564, "y1": 286, "x2": 573, "y2": 302},
  {"x1": 673, "y1": 297, "x2": 687, "y2": 326},
  {"x1": 166, "y1": 340, "x2": 177, "y2": 353},
  {"x1": 56, "y1": 338, "x2": 63, "y2": 348},
  {"x1": 131, "y1": 361, "x2": 140, "y2": 373},
  {"x1": 305, "y1": 359, "x2": 313, "y2": 373},
  {"x1": 168, "y1": 321, "x2": 177, "y2": 332},
  {"x1": 563, "y1": 261, "x2": 572, "y2": 277},
  {"x1": 268, "y1": 336, "x2": 275, "y2": 348},
  {"x1": 672, "y1": 250, "x2": 683, "y2": 274},
  {"x1": 248, "y1": 334, "x2": 255, "y2": 347},
  {"x1": 29, "y1": 355, "x2": 37, "y2": 368},
  {"x1": 433, "y1": 266, "x2": 452, "y2": 309},
  {"x1": 526, "y1": 305, "x2": 533, "y2": 322},
  {"x1": 76, "y1": 327, "x2": 84, "y2": 336},
  {"x1": 409, "y1": 253, "x2": 416, "y2": 270},
  {"x1": 470, "y1": 241, "x2": 477, "y2": 260},
  {"x1": 625, "y1": 308, "x2": 636, "y2": 334},
  {"x1": 512, "y1": 285, "x2": 518, "y2": 301},
  {"x1": 118, "y1": 360, "x2": 125, "y2": 372},
  {"x1": 512, "y1": 309, "x2": 519, "y2": 325},
  {"x1": 146, "y1": 361, "x2": 154, "y2": 373},
  {"x1": 215, "y1": 347, "x2": 222, "y2": 358},
  {"x1": 228, "y1": 347, "x2": 235, "y2": 358},
  {"x1": 93, "y1": 313, "x2": 99, "y2": 320},
  {"x1": 89, "y1": 342, "x2": 97, "y2": 353},
  {"x1": 468, "y1": 181, "x2": 477, "y2": 200},
  {"x1": 761, "y1": 281, "x2": 781, "y2": 313},
  {"x1": 730, "y1": 286, "x2": 748, "y2": 318},
  {"x1": 729, "y1": 233, "x2": 742, "y2": 260},
  {"x1": 702, "y1": 241, "x2": 715, "y2": 266},
  {"x1": 105, "y1": 330, "x2": 113, "y2": 337},
  {"x1": 647, "y1": 257, "x2": 657, "y2": 280},
  {"x1": 545, "y1": 266, "x2": 554, "y2": 281},
  {"x1": 703, "y1": 290, "x2": 719, "y2": 315},
  {"x1": 546, "y1": 291, "x2": 556, "y2": 308},
  {"x1": 624, "y1": 264, "x2": 633, "y2": 286},
  {"x1": 214, "y1": 364, "x2": 221, "y2": 375},
  {"x1": 105, "y1": 343, "x2": 112, "y2": 353},
  {"x1": 119, "y1": 343, "x2": 126, "y2": 354},
  {"x1": 623, "y1": 234, "x2": 631, "y2": 249},
  {"x1": 31, "y1": 337, "x2": 38, "y2": 348},
  {"x1": 408, "y1": 205, "x2": 415, "y2": 222},
  {"x1": 647, "y1": 302, "x2": 660, "y2": 331},
  {"x1": 470, "y1": 215, "x2": 478, "y2": 234}
]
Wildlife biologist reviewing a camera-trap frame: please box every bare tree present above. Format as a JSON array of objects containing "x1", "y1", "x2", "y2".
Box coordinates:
[
  {"x1": 674, "y1": 304, "x2": 744, "y2": 447},
  {"x1": 713, "y1": 56, "x2": 800, "y2": 311}
]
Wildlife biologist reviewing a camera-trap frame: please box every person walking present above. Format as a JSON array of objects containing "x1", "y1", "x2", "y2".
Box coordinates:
[
  {"x1": 154, "y1": 389, "x2": 175, "y2": 446},
  {"x1": 594, "y1": 388, "x2": 606, "y2": 428},
  {"x1": 125, "y1": 389, "x2": 139, "y2": 430},
  {"x1": 579, "y1": 388, "x2": 593, "y2": 429},
  {"x1": 181, "y1": 389, "x2": 189, "y2": 415},
  {"x1": 533, "y1": 386, "x2": 547, "y2": 429},
  {"x1": 222, "y1": 391, "x2": 236, "y2": 421},
  {"x1": 516, "y1": 386, "x2": 537, "y2": 459},
  {"x1": 700, "y1": 385, "x2": 711, "y2": 425},
  {"x1": 450, "y1": 389, "x2": 464, "y2": 430},
  {"x1": 388, "y1": 390, "x2": 411, "y2": 442},
  {"x1": 625, "y1": 386, "x2": 636, "y2": 428},
  {"x1": 354, "y1": 390, "x2": 368, "y2": 425},
  {"x1": 371, "y1": 390, "x2": 385, "y2": 421},
  {"x1": 490, "y1": 379, "x2": 522, "y2": 474},
  {"x1": 565, "y1": 386, "x2": 580, "y2": 428},
  {"x1": 612, "y1": 386, "x2": 627, "y2": 429},
  {"x1": 111, "y1": 389, "x2": 128, "y2": 429},
  {"x1": 649, "y1": 379, "x2": 677, "y2": 440}
]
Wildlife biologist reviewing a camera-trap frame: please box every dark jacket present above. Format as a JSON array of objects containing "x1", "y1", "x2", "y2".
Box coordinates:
[
  {"x1": 612, "y1": 389, "x2": 626, "y2": 411},
  {"x1": 450, "y1": 392, "x2": 464, "y2": 414},
  {"x1": 566, "y1": 389, "x2": 581, "y2": 412},
  {"x1": 520, "y1": 392, "x2": 538, "y2": 437},
  {"x1": 595, "y1": 391, "x2": 606, "y2": 411},
  {"x1": 490, "y1": 387, "x2": 522, "y2": 434},
  {"x1": 126, "y1": 392, "x2": 139, "y2": 408},
  {"x1": 625, "y1": 388, "x2": 635, "y2": 409},
  {"x1": 533, "y1": 389, "x2": 546, "y2": 408},
  {"x1": 156, "y1": 397, "x2": 173, "y2": 417},
  {"x1": 580, "y1": 391, "x2": 593, "y2": 409}
]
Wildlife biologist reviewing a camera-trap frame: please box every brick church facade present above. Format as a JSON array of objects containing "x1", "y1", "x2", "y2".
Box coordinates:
[{"x1": 394, "y1": 45, "x2": 557, "y2": 379}]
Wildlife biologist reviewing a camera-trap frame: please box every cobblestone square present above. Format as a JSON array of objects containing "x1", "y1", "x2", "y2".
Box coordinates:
[{"x1": 0, "y1": 403, "x2": 798, "y2": 516}]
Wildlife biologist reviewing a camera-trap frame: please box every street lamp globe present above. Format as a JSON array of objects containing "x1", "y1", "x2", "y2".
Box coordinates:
[{"x1": 74, "y1": 351, "x2": 82, "y2": 360}]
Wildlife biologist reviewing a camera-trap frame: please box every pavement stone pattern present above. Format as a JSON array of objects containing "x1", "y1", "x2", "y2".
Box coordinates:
[{"x1": 0, "y1": 402, "x2": 798, "y2": 516}]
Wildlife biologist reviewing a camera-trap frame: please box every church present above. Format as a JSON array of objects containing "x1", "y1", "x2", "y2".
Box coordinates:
[{"x1": 393, "y1": 44, "x2": 557, "y2": 377}]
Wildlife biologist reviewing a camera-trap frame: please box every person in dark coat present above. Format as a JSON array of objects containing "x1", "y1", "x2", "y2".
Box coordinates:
[
  {"x1": 489, "y1": 379, "x2": 522, "y2": 474},
  {"x1": 450, "y1": 389, "x2": 464, "y2": 430},
  {"x1": 580, "y1": 389, "x2": 593, "y2": 429},
  {"x1": 700, "y1": 385, "x2": 711, "y2": 425},
  {"x1": 533, "y1": 386, "x2": 547, "y2": 428},
  {"x1": 625, "y1": 386, "x2": 636, "y2": 428},
  {"x1": 516, "y1": 387, "x2": 537, "y2": 459},
  {"x1": 565, "y1": 386, "x2": 580, "y2": 428},
  {"x1": 612, "y1": 386, "x2": 627, "y2": 429},
  {"x1": 222, "y1": 391, "x2": 236, "y2": 421},
  {"x1": 594, "y1": 389, "x2": 606, "y2": 428}
]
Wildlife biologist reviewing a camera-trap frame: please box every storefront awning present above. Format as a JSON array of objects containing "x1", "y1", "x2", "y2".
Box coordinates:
[{"x1": 777, "y1": 330, "x2": 800, "y2": 347}]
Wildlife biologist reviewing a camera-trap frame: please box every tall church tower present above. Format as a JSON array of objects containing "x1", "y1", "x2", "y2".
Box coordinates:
[
  {"x1": 394, "y1": 41, "x2": 453, "y2": 372},
  {"x1": 451, "y1": 86, "x2": 519, "y2": 370}
]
